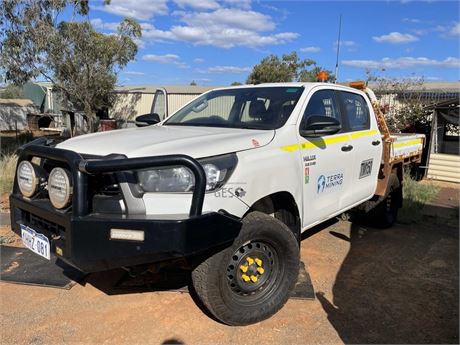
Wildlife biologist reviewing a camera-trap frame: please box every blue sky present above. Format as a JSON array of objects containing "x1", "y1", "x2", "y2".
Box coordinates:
[{"x1": 86, "y1": 0, "x2": 459, "y2": 86}]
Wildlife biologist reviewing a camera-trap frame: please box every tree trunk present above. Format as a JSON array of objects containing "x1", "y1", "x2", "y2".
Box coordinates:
[
  {"x1": 84, "y1": 102, "x2": 99, "y2": 133},
  {"x1": 86, "y1": 113, "x2": 99, "y2": 133}
]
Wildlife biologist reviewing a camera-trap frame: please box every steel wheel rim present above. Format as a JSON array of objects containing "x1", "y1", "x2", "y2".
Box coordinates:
[{"x1": 226, "y1": 241, "x2": 279, "y2": 301}]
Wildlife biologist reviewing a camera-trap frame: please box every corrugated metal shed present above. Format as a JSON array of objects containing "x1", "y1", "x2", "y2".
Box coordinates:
[
  {"x1": 427, "y1": 154, "x2": 460, "y2": 183},
  {"x1": 114, "y1": 84, "x2": 217, "y2": 94},
  {"x1": 0, "y1": 99, "x2": 37, "y2": 130},
  {"x1": 23, "y1": 81, "x2": 61, "y2": 113},
  {"x1": 426, "y1": 98, "x2": 459, "y2": 183},
  {"x1": 111, "y1": 84, "x2": 222, "y2": 121}
]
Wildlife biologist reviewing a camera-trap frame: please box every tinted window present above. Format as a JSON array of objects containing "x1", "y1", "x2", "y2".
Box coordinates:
[
  {"x1": 340, "y1": 91, "x2": 370, "y2": 131},
  {"x1": 302, "y1": 89, "x2": 341, "y2": 128}
]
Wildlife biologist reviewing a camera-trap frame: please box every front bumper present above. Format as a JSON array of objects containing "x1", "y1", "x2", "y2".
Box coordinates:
[
  {"x1": 10, "y1": 141, "x2": 242, "y2": 273},
  {"x1": 10, "y1": 195, "x2": 241, "y2": 272}
]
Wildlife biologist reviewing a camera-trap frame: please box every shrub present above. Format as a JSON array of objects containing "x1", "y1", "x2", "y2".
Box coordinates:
[{"x1": 0, "y1": 153, "x2": 18, "y2": 194}]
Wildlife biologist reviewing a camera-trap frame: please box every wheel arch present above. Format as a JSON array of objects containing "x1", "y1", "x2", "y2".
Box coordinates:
[{"x1": 245, "y1": 191, "x2": 301, "y2": 241}]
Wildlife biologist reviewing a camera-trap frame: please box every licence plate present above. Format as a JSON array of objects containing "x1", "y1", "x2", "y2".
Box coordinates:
[{"x1": 21, "y1": 224, "x2": 51, "y2": 260}]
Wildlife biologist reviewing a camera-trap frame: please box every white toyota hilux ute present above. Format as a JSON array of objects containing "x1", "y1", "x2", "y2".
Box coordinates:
[{"x1": 10, "y1": 82, "x2": 425, "y2": 325}]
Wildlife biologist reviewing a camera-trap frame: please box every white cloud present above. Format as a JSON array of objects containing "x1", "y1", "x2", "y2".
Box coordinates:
[
  {"x1": 123, "y1": 71, "x2": 146, "y2": 76},
  {"x1": 168, "y1": 27, "x2": 297, "y2": 48},
  {"x1": 179, "y1": 8, "x2": 275, "y2": 32},
  {"x1": 174, "y1": 0, "x2": 219, "y2": 10},
  {"x1": 448, "y1": 22, "x2": 460, "y2": 37},
  {"x1": 193, "y1": 58, "x2": 205, "y2": 63},
  {"x1": 205, "y1": 65, "x2": 252, "y2": 73},
  {"x1": 335, "y1": 40, "x2": 356, "y2": 47},
  {"x1": 411, "y1": 25, "x2": 447, "y2": 36},
  {"x1": 402, "y1": 17, "x2": 421, "y2": 24},
  {"x1": 90, "y1": 18, "x2": 119, "y2": 31},
  {"x1": 342, "y1": 56, "x2": 460, "y2": 69},
  {"x1": 141, "y1": 8, "x2": 298, "y2": 48},
  {"x1": 425, "y1": 76, "x2": 442, "y2": 81},
  {"x1": 141, "y1": 26, "x2": 176, "y2": 41},
  {"x1": 142, "y1": 54, "x2": 190, "y2": 69},
  {"x1": 300, "y1": 46, "x2": 321, "y2": 53},
  {"x1": 142, "y1": 54, "x2": 181, "y2": 64},
  {"x1": 373, "y1": 32, "x2": 419, "y2": 44},
  {"x1": 97, "y1": 2, "x2": 298, "y2": 49},
  {"x1": 222, "y1": 0, "x2": 252, "y2": 9},
  {"x1": 96, "y1": 0, "x2": 168, "y2": 21}
]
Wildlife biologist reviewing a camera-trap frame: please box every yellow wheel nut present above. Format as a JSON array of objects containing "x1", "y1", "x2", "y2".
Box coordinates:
[
  {"x1": 239, "y1": 265, "x2": 248, "y2": 273},
  {"x1": 250, "y1": 275, "x2": 258, "y2": 283},
  {"x1": 257, "y1": 267, "x2": 265, "y2": 274},
  {"x1": 242, "y1": 274, "x2": 250, "y2": 282},
  {"x1": 255, "y1": 258, "x2": 262, "y2": 267},
  {"x1": 246, "y1": 257, "x2": 254, "y2": 265}
]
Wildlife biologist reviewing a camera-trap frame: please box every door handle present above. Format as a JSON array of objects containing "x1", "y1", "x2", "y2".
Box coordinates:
[
  {"x1": 372, "y1": 140, "x2": 381, "y2": 146},
  {"x1": 341, "y1": 145, "x2": 353, "y2": 152}
]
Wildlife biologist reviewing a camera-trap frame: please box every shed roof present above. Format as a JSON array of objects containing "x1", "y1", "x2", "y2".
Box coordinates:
[
  {"x1": 369, "y1": 81, "x2": 460, "y2": 92},
  {"x1": 0, "y1": 98, "x2": 35, "y2": 107},
  {"x1": 114, "y1": 84, "x2": 221, "y2": 94}
]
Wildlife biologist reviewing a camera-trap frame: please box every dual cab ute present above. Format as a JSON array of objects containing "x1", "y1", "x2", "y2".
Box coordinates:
[{"x1": 10, "y1": 82, "x2": 424, "y2": 325}]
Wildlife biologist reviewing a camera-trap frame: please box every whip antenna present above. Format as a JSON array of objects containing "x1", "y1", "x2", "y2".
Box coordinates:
[{"x1": 334, "y1": 14, "x2": 342, "y2": 83}]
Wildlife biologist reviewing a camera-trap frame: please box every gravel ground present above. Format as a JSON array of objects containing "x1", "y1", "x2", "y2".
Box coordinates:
[{"x1": 1, "y1": 213, "x2": 458, "y2": 345}]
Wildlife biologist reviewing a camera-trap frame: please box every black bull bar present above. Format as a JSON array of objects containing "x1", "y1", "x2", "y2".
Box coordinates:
[{"x1": 10, "y1": 141, "x2": 242, "y2": 272}]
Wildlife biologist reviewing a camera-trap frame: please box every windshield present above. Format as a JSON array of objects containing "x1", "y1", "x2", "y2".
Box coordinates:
[{"x1": 164, "y1": 86, "x2": 304, "y2": 130}]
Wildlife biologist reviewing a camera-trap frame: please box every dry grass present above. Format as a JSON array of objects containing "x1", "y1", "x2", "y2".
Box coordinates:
[
  {"x1": 0, "y1": 153, "x2": 18, "y2": 194},
  {"x1": 399, "y1": 171, "x2": 440, "y2": 223}
]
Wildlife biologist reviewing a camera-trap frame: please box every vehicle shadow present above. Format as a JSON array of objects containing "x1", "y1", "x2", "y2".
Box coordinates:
[
  {"x1": 317, "y1": 202, "x2": 459, "y2": 344},
  {"x1": 82, "y1": 217, "x2": 336, "y2": 297},
  {"x1": 82, "y1": 264, "x2": 223, "y2": 323}
]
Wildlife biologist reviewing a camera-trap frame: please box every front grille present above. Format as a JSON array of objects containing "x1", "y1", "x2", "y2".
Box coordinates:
[{"x1": 21, "y1": 208, "x2": 66, "y2": 239}]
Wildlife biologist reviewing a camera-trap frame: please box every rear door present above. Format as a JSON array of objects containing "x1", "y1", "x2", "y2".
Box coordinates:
[{"x1": 338, "y1": 90, "x2": 382, "y2": 206}]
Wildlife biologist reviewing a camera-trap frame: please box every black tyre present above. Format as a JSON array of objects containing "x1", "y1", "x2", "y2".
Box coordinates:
[
  {"x1": 371, "y1": 189, "x2": 399, "y2": 228},
  {"x1": 191, "y1": 211, "x2": 299, "y2": 326}
]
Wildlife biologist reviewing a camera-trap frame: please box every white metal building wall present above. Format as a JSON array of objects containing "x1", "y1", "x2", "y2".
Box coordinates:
[
  {"x1": 167, "y1": 94, "x2": 198, "y2": 116},
  {"x1": 427, "y1": 153, "x2": 460, "y2": 183},
  {"x1": 110, "y1": 93, "x2": 155, "y2": 120}
]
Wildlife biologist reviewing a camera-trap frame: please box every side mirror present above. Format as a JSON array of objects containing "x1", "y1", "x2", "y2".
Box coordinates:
[
  {"x1": 135, "y1": 113, "x2": 161, "y2": 127},
  {"x1": 300, "y1": 115, "x2": 341, "y2": 137}
]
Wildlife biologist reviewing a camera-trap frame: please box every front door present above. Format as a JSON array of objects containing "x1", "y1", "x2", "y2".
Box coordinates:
[{"x1": 298, "y1": 88, "x2": 354, "y2": 227}]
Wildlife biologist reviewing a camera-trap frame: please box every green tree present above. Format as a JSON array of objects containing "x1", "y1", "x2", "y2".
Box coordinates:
[
  {"x1": 246, "y1": 52, "x2": 333, "y2": 84},
  {"x1": 0, "y1": 0, "x2": 141, "y2": 131},
  {"x1": 230, "y1": 81, "x2": 242, "y2": 86},
  {"x1": 190, "y1": 80, "x2": 197, "y2": 86},
  {"x1": 0, "y1": 85, "x2": 25, "y2": 99}
]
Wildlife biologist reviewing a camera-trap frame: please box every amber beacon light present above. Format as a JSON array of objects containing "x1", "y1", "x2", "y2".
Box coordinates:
[{"x1": 316, "y1": 71, "x2": 329, "y2": 82}]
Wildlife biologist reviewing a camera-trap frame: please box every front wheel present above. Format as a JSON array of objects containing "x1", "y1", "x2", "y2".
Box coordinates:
[{"x1": 191, "y1": 211, "x2": 299, "y2": 326}]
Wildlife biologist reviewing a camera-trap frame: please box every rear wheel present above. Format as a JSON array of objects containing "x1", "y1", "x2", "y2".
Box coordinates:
[
  {"x1": 191, "y1": 211, "x2": 299, "y2": 325},
  {"x1": 371, "y1": 188, "x2": 400, "y2": 228}
]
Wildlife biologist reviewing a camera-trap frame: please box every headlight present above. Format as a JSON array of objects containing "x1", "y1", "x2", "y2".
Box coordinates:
[
  {"x1": 17, "y1": 161, "x2": 38, "y2": 197},
  {"x1": 48, "y1": 167, "x2": 72, "y2": 209},
  {"x1": 137, "y1": 167, "x2": 195, "y2": 192},
  {"x1": 137, "y1": 153, "x2": 237, "y2": 193}
]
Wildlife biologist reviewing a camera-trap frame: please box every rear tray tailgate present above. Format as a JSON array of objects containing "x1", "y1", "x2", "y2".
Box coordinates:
[{"x1": 390, "y1": 133, "x2": 425, "y2": 160}]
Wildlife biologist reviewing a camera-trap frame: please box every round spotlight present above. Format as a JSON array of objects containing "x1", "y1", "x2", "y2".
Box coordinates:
[
  {"x1": 48, "y1": 167, "x2": 72, "y2": 209},
  {"x1": 17, "y1": 161, "x2": 38, "y2": 197}
]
